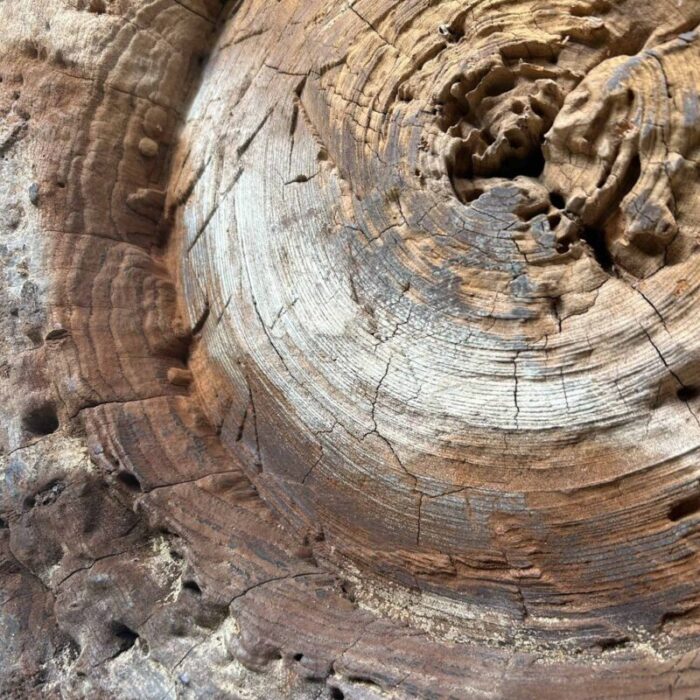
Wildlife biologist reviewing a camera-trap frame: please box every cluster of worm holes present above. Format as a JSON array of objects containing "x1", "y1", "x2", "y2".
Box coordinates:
[
  {"x1": 433, "y1": 43, "x2": 626, "y2": 274},
  {"x1": 437, "y1": 69, "x2": 554, "y2": 181},
  {"x1": 427, "y1": 35, "x2": 700, "y2": 526}
]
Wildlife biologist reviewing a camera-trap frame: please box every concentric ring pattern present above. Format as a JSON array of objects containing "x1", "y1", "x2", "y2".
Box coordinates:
[{"x1": 173, "y1": 0, "x2": 700, "y2": 646}]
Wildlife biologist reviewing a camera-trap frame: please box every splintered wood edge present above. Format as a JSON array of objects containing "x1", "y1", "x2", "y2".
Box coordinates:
[{"x1": 0, "y1": 1, "x2": 698, "y2": 699}]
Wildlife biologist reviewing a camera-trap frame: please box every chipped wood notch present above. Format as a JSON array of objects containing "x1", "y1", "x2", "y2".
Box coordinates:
[{"x1": 1, "y1": 0, "x2": 700, "y2": 698}]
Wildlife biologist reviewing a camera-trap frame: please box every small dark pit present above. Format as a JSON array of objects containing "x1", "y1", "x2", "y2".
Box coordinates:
[
  {"x1": 111, "y1": 622, "x2": 139, "y2": 653},
  {"x1": 677, "y1": 385, "x2": 700, "y2": 402},
  {"x1": 549, "y1": 191, "x2": 566, "y2": 209},
  {"x1": 23, "y1": 403, "x2": 59, "y2": 436},
  {"x1": 183, "y1": 579, "x2": 202, "y2": 595},
  {"x1": 669, "y1": 491, "x2": 700, "y2": 522},
  {"x1": 116, "y1": 471, "x2": 142, "y2": 491}
]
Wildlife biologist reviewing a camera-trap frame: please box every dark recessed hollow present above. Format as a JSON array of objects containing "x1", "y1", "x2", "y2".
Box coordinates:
[
  {"x1": 458, "y1": 186, "x2": 484, "y2": 204},
  {"x1": 610, "y1": 152, "x2": 640, "y2": 197},
  {"x1": 668, "y1": 491, "x2": 700, "y2": 522},
  {"x1": 549, "y1": 191, "x2": 566, "y2": 209},
  {"x1": 677, "y1": 385, "x2": 700, "y2": 402},
  {"x1": 494, "y1": 148, "x2": 546, "y2": 179},
  {"x1": 183, "y1": 579, "x2": 202, "y2": 595},
  {"x1": 45, "y1": 328, "x2": 69, "y2": 341},
  {"x1": 597, "y1": 636, "x2": 630, "y2": 652},
  {"x1": 548, "y1": 213, "x2": 562, "y2": 229},
  {"x1": 22, "y1": 403, "x2": 59, "y2": 436},
  {"x1": 580, "y1": 225, "x2": 614, "y2": 272},
  {"x1": 116, "y1": 471, "x2": 142, "y2": 491},
  {"x1": 111, "y1": 622, "x2": 139, "y2": 652}
]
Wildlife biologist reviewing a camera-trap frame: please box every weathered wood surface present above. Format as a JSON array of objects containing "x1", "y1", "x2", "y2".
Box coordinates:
[{"x1": 1, "y1": 0, "x2": 700, "y2": 698}]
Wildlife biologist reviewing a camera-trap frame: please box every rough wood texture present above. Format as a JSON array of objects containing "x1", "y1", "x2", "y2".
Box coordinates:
[{"x1": 1, "y1": 1, "x2": 700, "y2": 698}]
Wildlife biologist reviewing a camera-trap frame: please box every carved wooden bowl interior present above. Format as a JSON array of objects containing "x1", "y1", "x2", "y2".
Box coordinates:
[{"x1": 1, "y1": 0, "x2": 700, "y2": 697}]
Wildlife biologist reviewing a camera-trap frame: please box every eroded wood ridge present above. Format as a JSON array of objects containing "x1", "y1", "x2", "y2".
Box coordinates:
[{"x1": 1, "y1": 0, "x2": 700, "y2": 698}]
